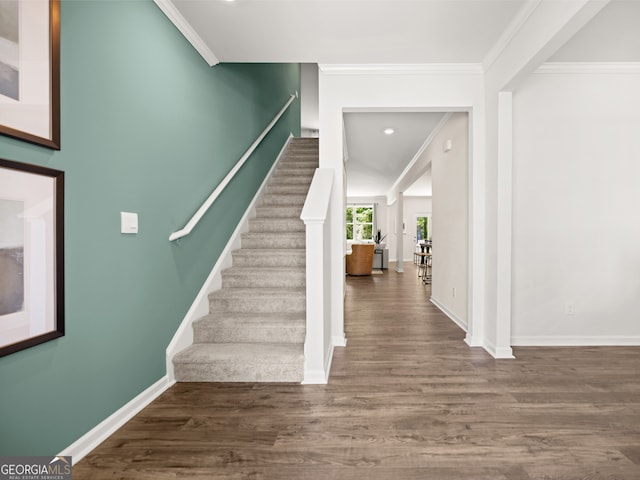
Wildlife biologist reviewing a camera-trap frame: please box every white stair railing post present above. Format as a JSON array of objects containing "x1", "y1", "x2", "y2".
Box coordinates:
[{"x1": 300, "y1": 169, "x2": 334, "y2": 384}]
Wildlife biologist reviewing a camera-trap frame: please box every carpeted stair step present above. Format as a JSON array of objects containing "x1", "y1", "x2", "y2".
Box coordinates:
[
  {"x1": 278, "y1": 157, "x2": 318, "y2": 166},
  {"x1": 249, "y1": 217, "x2": 304, "y2": 233},
  {"x1": 269, "y1": 175, "x2": 313, "y2": 186},
  {"x1": 255, "y1": 205, "x2": 303, "y2": 218},
  {"x1": 193, "y1": 312, "x2": 305, "y2": 344},
  {"x1": 266, "y1": 184, "x2": 312, "y2": 195},
  {"x1": 173, "y1": 343, "x2": 304, "y2": 382},
  {"x1": 261, "y1": 193, "x2": 308, "y2": 207},
  {"x1": 232, "y1": 249, "x2": 305, "y2": 268},
  {"x1": 221, "y1": 266, "x2": 305, "y2": 288},
  {"x1": 209, "y1": 287, "x2": 305, "y2": 314},
  {"x1": 275, "y1": 166, "x2": 317, "y2": 177},
  {"x1": 241, "y1": 232, "x2": 305, "y2": 249}
]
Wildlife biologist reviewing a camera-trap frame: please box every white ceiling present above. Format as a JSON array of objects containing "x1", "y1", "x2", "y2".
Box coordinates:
[
  {"x1": 170, "y1": 0, "x2": 527, "y2": 64},
  {"x1": 343, "y1": 112, "x2": 443, "y2": 197},
  {"x1": 162, "y1": 0, "x2": 640, "y2": 198}
]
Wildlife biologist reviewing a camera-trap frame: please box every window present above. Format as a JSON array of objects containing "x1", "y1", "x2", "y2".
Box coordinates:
[
  {"x1": 346, "y1": 204, "x2": 374, "y2": 241},
  {"x1": 416, "y1": 216, "x2": 429, "y2": 241}
]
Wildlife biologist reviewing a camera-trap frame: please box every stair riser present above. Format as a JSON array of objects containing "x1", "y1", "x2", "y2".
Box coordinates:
[
  {"x1": 255, "y1": 206, "x2": 302, "y2": 218},
  {"x1": 270, "y1": 176, "x2": 313, "y2": 186},
  {"x1": 232, "y1": 253, "x2": 305, "y2": 268},
  {"x1": 266, "y1": 185, "x2": 311, "y2": 195},
  {"x1": 241, "y1": 235, "x2": 305, "y2": 249},
  {"x1": 174, "y1": 362, "x2": 303, "y2": 383},
  {"x1": 222, "y1": 272, "x2": 306, "y2": 289},
  {"x1": 279, "y1": 158, "x2": 319, "y2": 167},
  {"x1": 209, "y1": 296, "x2": 305, "y2": 314},
  {"x1": 275, "y1": 168, "x2": 316, "y2": 177},
  {"x1": 194, "y1": 325, "x2": 305, "y2": 344},
  {"x1": 249, "y1": 220, "x2": 305, "y2": 233},
  {"x1": 262, "y1": 194, "x2": 308, "y2": 206},
  {"x1": 286, "y1": 148, "x2": 318, "y2": 155}
]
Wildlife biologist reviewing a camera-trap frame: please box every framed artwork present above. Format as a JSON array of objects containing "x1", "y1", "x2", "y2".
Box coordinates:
[
  {"x1": 0, "y1": 158, "x2": 64, "y2": 357},
  {"x1": 0, "y1": 0, "x2": 60, "y2": 149}
]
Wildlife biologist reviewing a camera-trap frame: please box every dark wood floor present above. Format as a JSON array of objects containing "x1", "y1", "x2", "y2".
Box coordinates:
[{"x1": 75, "y1": 263, "x2": 640, "y2": 479}]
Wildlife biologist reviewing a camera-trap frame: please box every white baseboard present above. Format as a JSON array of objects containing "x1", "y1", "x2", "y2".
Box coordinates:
[
  {"x1": 332, "y1": 333, "x2": 347, "y2": 348},
  {"x1": 512, "y1": 336, "x2": 640, "y2": 346},
  {"x1": 165, "y1": 135, "x2": 293, "y2": 380},
  {"x1": 483, "y1": 338, "x2": 515, "y2": 359},
  {"x1": 430, "y1": 296, "x2": 468, "y2": 332},
  {"x1": 59, "y1": 376, "x2": 174, "y2": 464},
  {"x1": 303, "y1": 343, "x2": 334, "y2": 384}
]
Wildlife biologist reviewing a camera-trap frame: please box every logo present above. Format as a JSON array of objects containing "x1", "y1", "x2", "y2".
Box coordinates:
[{"x1": 0, "y1": 456, "x2": 72, "y2": 480}]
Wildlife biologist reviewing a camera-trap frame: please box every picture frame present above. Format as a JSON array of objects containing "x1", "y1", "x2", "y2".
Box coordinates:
[
  {"x1": 0, "y1": 0, "x2": 60, "y2": 149},
  {"x1": 0, "y1": 158, "x2": 64, "y2": 357}
]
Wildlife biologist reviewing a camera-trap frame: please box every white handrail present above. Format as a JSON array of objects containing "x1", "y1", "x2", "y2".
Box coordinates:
[{"x1": 169, "y1": 93, "x2": 298, "y2": 241}]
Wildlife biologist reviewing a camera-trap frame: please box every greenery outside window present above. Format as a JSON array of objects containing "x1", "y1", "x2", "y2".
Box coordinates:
[{"x1": 346, "y1": 204, "x2": 374, "y2": 241}]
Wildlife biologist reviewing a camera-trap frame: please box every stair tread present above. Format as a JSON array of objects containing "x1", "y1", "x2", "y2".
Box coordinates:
[
  {"x1": 196, "y1": 311, "x2": 305, "y2": 323},
  {"x1": 223, "y1": 266, "x2": 305, "y2": 274},
  {"x1": 175, "y1": 343, "x2": 304, "y2": 364},
  {"x1": 210, "y1": 287, "x2": 305, "y2": 298},
  {"x1": 233, "y1": 248, "x2": 305, "y2": 255}
]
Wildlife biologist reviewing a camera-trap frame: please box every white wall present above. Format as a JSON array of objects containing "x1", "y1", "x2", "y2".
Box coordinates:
[
  {"x1": 512, "y1": 67, "x2": 640, "y2": 344},
  {"x1": 431, "y1": 113, "x2": 469, "y2": 328},
  {"x1": 301, "y1": 63, "x2": 319, "y2": 136}
]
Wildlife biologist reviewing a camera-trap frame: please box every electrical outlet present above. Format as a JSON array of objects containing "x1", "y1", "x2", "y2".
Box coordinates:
[{"x1": 565, "y1": 302, "x2": 576, "y2": 315}]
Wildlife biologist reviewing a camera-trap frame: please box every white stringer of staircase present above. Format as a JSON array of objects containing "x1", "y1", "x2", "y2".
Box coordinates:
[{"x1": 172, "y1": 138, "x2": 319, "y2": 382}]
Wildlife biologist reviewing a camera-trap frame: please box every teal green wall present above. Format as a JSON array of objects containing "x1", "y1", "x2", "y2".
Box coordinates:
[{"x1": 0, "y1": 1, "x2": 300, "y2": 455}]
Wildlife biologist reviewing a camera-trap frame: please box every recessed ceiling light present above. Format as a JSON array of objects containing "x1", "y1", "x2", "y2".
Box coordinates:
[{"x1": 384, "y1": 128, "x2": 394, "y2": 135}]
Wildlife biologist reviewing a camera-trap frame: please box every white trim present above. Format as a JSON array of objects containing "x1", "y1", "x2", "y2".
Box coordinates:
[
  {"x1": 302, "y1": 342, "x2": 335, "y2": 385},
  {"x1": 430, "y1": 296, "x2": 467, "y2": 333},
  {"x1": 59, "y1": 376, "x2": 174, "y2": 464},
  {"x1": 512, "y1": 336, "x2": 640, "y2": 346},
  {"x1": 482, "y1": 0, "x2": 542, "y2": 71},
  {"x1": 484, "y1": 338, "x2": 515, "y2": 359},
  {"x1": 319, "y1": 64, "x2": 483, "y2": 76},
  {"x1": 332, "y1": 333, "x2": 347, "y2": 348},
  {"x1": 386, "y1": 113, "x2": 452, "y2": 205},
  {"x1": 153, "y1": 0, "x2": 219, "y2": 66},
  {"x1": 536, "y1": 62, "x2": 640, "y2": 75},
  {"x1": 495, "y1": 92, "x2": 513, "y2": 359},
  {"x1": 166, "y1": 135, "x2": 294, "y2": 380}
]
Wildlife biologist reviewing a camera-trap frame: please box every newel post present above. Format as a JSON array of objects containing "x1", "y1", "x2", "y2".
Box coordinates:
[{"x1": 300, "y1": 169, "x2": 334, "y2": 384}]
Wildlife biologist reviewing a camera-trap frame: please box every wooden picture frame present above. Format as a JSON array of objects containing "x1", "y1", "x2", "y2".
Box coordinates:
[
  {"x1": 0, "y1": 0, "x2": 60, "y2": 149},
  {"x1": 0, "y1": 158, "x2": 64, "y2": 357}
]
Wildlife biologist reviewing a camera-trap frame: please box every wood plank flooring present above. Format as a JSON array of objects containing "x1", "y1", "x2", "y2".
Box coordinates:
[{"x1": 74, "y1": 263, "x2": 640, "y2": 479}]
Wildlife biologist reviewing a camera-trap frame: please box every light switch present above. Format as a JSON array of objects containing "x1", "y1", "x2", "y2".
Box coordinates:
[{"x1": 121, "y1": 212, "x2": 138, "y2": 234}]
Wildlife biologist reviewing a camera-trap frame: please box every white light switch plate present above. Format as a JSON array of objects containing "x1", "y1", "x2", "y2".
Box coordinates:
[{"x1": 121, "y1": 212, "x2": 138, "y2": 234}]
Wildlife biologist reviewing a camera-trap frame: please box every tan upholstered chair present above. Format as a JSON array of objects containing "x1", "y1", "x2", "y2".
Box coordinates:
[{"x1": 346, "y1": 243, "x2": 374, "y2": 275}]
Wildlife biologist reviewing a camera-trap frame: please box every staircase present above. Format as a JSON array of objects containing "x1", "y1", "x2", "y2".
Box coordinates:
[{"x1": 173, "y1": 137, "x2": 318, "y2": 382}]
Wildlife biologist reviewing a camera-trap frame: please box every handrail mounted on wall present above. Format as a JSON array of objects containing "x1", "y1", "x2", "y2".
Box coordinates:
[{"x1": 169, "y1": 92, "x2": 298, "y2": 241}]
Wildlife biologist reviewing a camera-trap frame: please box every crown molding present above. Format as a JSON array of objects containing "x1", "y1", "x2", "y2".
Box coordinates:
[
  {"x1": 154, "y1": 0, "x2": 219, "y2": 66},
  {"x1": 535, "y1": 62, "x2": 640, "y2": 74},
  {"x1": 319, "y1": 64, "x2": 483, "y2": 76}
]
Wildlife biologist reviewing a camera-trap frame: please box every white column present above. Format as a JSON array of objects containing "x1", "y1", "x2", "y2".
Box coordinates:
[
  {"x1": 395, "y1": 192, "x2": 404, "y2": 273},
  {"x1": 495, "y1": 91, "x2": 515, "y2": 358}
]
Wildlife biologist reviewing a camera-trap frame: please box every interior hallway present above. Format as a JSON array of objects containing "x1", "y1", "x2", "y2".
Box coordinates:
[{"x1": 74, "y1": 263, "x2": 640, "y2": 479}]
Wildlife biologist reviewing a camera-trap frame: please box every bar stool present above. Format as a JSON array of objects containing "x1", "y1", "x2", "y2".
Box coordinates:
[
  {"x1": 416, "y1": 252, "x2": 428, "y2": 278},
  {"x1": 421, "y1": 253, "x2": 432, "y2": 284}
]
